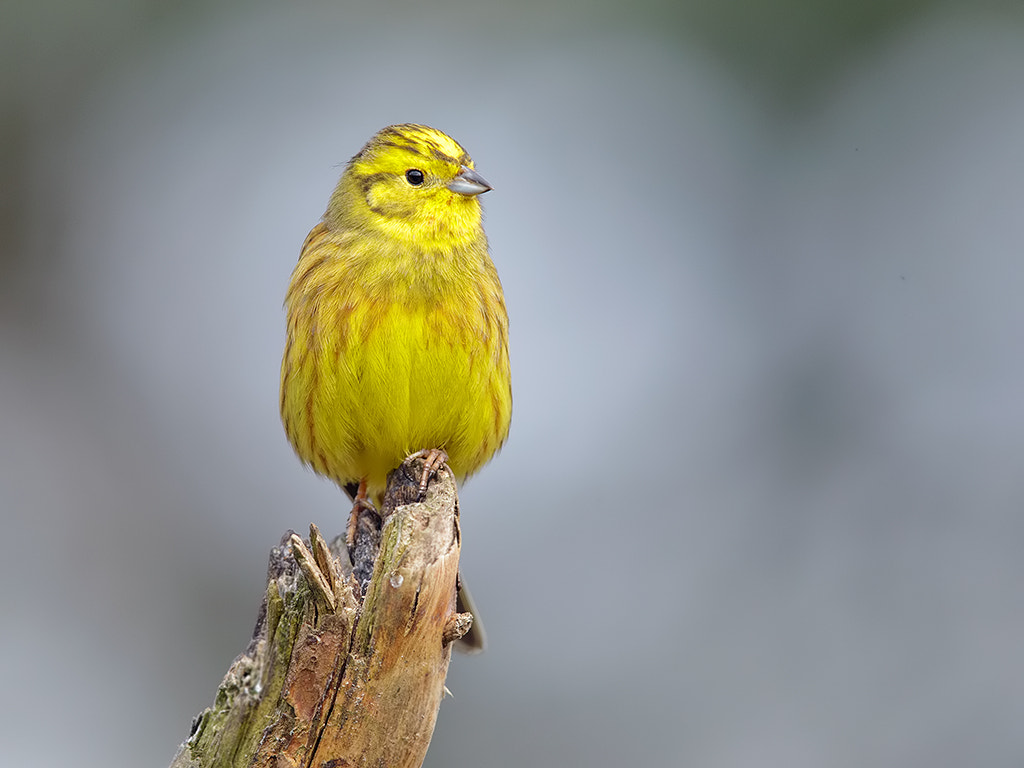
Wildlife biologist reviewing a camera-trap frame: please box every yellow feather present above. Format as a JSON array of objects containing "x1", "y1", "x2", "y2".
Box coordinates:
[{"x1": 280, "y1": 125, "x2": 511, "y2": 502}]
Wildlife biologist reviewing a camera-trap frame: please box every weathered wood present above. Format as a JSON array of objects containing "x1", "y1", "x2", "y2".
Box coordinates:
[{"x1": 170, "y1": 456, "x2": 472, "y2": 768}]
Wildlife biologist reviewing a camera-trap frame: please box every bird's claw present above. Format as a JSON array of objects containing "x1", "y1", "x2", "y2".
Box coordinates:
[{"x1": 409, "y1": 448, "x2": 449, "y2": 500}]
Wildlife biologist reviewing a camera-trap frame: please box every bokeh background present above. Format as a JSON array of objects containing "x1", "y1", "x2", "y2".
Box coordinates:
[{"x1": 3, "y1": 1, "x2": 1024, "y2": 766}]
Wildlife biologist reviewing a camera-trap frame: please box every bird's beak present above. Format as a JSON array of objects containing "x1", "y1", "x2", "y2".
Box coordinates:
[{"x1": 448, "y1": 165, "x2": 493, "y2": 196}]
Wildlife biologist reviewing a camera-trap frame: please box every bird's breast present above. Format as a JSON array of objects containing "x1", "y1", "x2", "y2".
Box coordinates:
[{"x1": 283, "y1": 257, "x2": 511, "y2": 497}]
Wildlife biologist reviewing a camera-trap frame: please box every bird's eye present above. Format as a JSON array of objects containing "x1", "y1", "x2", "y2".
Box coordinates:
[{"x1": 405, "y1": 169, "x2": 425, "y2": 186}]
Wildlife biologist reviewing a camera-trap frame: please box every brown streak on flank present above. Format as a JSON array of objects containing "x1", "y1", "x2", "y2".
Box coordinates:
[
  {"x1": 334, "y1": 302, "x2": 355, "y2": 359},
  {"x1": 493, "y1": 311, "x2": 508, "y2": 364},
  {"x1": 289, "y1": 310, "x2": 314, "y2": 368},
  {"x1": 477, "y1": 281, "x2": 505, "y2": 364},
  {"x1": 304, "y1": 333, "x2": 320, "y2": 469},
  {"x1": 359, "y1": 294, "x2": 388, "y2": 346},
  {"x1": 280, "y1": 350, "x2": 292, "y2": 414},
  {"x1": 280, "y1": 360, "x2": 292, "y2": 427},
  {"x1": 492, "y1": 389, "x2": 508, "y2": 443}
]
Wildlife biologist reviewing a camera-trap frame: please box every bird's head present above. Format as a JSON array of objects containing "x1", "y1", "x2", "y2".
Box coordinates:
[{"x1": 327, "y1": 124, "x2": 492, "y2": 246}]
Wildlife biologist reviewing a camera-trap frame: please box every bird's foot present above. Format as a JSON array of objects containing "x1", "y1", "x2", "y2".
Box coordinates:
[
  {"x1": 345, "y1": 478, "x2": 379, "y2": 549},
  {"x1": 409, "y1": 448, "x2": 450, "y2": 500}
]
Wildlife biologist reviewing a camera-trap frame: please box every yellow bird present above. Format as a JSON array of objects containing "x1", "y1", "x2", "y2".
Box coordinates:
[{"x1": 280, "y1": 124, "x2": 511, "y2": 645}]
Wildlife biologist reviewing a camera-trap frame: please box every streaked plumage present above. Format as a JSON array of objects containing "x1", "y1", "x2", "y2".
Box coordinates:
[{"x1": 280, "y1": 123, "x2": 511, "y2": 510}]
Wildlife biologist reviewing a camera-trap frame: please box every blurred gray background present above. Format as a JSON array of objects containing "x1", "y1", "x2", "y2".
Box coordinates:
[{"x1": 3, "y1": 1, "x2": 1023, "y2": 766}]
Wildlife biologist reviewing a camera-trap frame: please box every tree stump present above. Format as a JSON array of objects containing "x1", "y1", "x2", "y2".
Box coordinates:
[{"x1": 169, "y1": 455, "x2": 473, "y2": 768}]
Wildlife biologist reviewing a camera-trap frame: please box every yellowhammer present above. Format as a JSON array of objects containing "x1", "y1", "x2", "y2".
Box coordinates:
[{"x1": 279, "y1": 124, "x2": 511, "y2": 648}]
